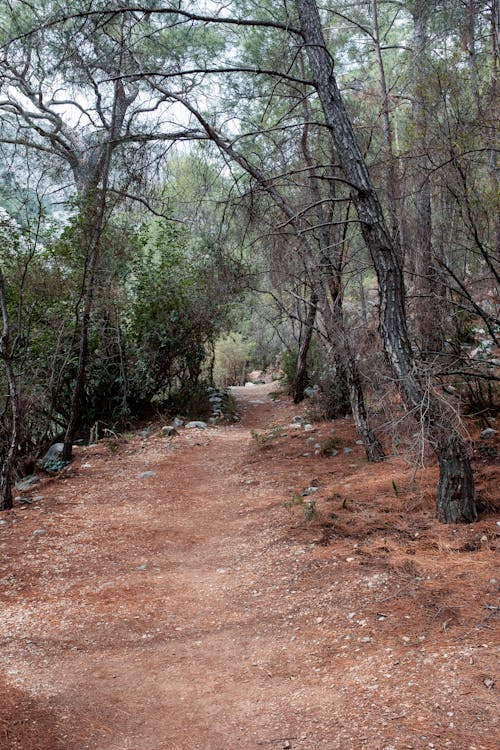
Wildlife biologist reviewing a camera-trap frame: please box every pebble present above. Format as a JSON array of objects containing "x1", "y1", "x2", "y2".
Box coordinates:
[
  {"x1": 137, "y1": 471, "x2": 156, "y2": 479},
  {"x1": 480, "y1": 428, "x2": 497, "y2": 439},
  {"x1": 33, "y1": 529, "x2": 47, "y2": 536},
  {"x1": 304, "y1": 424, "x2": 315, "y2": 432},
  {"x1": 343, "y1": 447, "x2": 353, "y2": 454},
  {"x1": 185, "y1": 421, "x2": 208, "y2": 429},
  {"x1": 301, "y1": 486, "x2": 319, "y2": 496}
]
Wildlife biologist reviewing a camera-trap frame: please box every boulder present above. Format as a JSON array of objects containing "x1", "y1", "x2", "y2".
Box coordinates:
[{"x1": 41, "y1": 442, "x2": 64, "y2": 466}]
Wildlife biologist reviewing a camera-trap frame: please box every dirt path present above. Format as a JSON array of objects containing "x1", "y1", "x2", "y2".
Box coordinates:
[{"x1": 0, "y1": 385, "x2": 498, "y2": 750}]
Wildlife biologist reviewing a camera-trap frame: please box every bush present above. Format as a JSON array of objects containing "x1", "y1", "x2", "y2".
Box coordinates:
[{"x1": 213, "y1": 332, "x2": 252, "y2": 387}]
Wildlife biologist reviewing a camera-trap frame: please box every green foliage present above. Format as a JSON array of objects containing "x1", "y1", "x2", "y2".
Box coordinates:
[
  {"x1": 213, "y1": 332, "x2": 253, "y2": 388},
  {"x1": 283, "y1": 491, "x2": 317, "y2": 522},
  {"x1": 251, "y1": 424, "x2": 283, "y2": 448}
]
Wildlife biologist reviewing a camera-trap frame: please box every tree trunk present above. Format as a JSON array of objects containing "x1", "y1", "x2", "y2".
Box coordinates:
[
  {"x1": 293, "y1": 291, "x2": 317, "y2": 402},
  {"x1": 371, "y1": 0, "x2": 405, "y2": 252},
  {"x1": 294, "y1": 0, "x2": 476, "y2": 521},
  {"x1": 411, "y1": 0, "x2": 443, "y2": 354},
  {"x1": 62, "y1": 193, "x2": 105, "y2": 461},
  {"x1": 0, "y1": 269, "x2": 18, "y2": 510}
]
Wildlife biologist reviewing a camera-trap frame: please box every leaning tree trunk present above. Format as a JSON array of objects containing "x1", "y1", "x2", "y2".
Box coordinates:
[
  {"x1": 293, "y1": 290, "x2": 317, "y2": 402},
  {"x1": 0, "y1": 269, "x2": 19, "y2": 510},
  {"x1": 294, "y1": 0, "x2": 476, "y2": 522}
]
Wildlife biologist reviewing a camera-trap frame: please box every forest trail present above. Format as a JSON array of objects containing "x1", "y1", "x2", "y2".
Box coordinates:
[{"x1": 0, "y1": 385, "x2": 498, "y2": 750}]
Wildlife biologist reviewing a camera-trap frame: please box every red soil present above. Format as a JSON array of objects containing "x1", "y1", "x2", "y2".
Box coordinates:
[{"x1": 0, "y1": 384, "x2": 498, "y2": 750}]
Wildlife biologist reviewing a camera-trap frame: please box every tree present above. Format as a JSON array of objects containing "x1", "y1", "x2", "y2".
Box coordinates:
[
  {"x1": 293, "y1": 0, "x2": 476, "y2": 522},
  {"x1": 0, "y1": 3, "x2": 205, "y2": 459}
]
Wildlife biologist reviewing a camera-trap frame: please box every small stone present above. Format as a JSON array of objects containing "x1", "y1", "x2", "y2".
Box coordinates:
[
  {"x1": 331, "y1": 449, "x2": 338, "y2": 456},
  {"x1": 291, "y1": 416, "x2": 304, "y2": 424},
  {"x1": 0, "y1": 519, "x2": 9, "y2": 526},
  {"x1": 173, "y1": 418, "x2": 184, "y2": 428},
  {"x1": 483, "y1": 677, "x2": 495, "y2": 689},
  {"x1": 346, "y1": 557, "x2": 355, "y2": 562},
  {"x1": 288, "y1": 423, "x2": 302, "y2": 430},
  {"x1": 162, "y1": 426, "x2": 178, "y2": 437},
  {"x1": 356, "y1": 440, "x2": 364, "y2": 445},
  {"x1": 316, "y1": 616, "x2": 324, "y2": 624},
  {"x1": 304, "y1": 424, "x2": 315, "y2": 432},
  {"x1": 135, "y1": 564, "x2": 147, "y2": 570},
  {"x1": 361, "y1": 636, "x2": 371, "y2": 643},
  {"x1": 33, "y1": 528, "x2": 47, "y2": 536},
  {"x1": 301, "y1": 486, "x2": 319, "y2": 496},
  {"x1": 480, "y1": 428, "x2": 497, "y2": 439},
  {"x1": 306, "y1": 437, "x2": 316, "y2": 445},
  {"x1": 343, "y1": 447, "x2": 353, "y2": 454},
  {"x1": 137, "y1": 471, "x2": 156, "y2": 479},
  {"x1": 185, "y1": 421, "x2": 208, "y2": 429},
  {"x1": 15, "y1": 475, "x2": 40, "y2": 491}
]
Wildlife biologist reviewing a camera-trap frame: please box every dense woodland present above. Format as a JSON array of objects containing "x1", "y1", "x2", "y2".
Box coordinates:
[{"x1": 0, "y1": 1, "x2": 498, "y2": 522}]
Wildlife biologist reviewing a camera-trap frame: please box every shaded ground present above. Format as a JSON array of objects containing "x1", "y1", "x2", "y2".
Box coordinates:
[{"x1": 0, "y1": 384, "x2": 498, "y2": 750}]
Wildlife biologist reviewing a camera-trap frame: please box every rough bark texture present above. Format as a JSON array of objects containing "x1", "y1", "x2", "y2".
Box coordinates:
[
  {"x1": 294, "y1": 0, "x2": 476, "y2": 521},
  {"x1": 293, "y1": 292, "x2": 317, "y2": 403},
  {"x1": 0, "y1": 269, "x2": 18, "y2": 510}
]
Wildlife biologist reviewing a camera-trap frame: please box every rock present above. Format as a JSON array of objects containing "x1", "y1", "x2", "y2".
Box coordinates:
[
  {"x1": 173, "y1": 417, "x2": 184, "y2": 428},
  {"x1": 314, "y1": 443, "x2": 321, "y2": 450},
  {"x1": 301, "y1": 486, "x2": 319, "y2": 497},
  {"x1": 331, "y1": 449, "x2": 338, "y2": 456},
  {"x1": 343, "y1": 447, "x2": 353, "y2": 454},
  {"x1": 137, "y1": 471, "x2": 156, "y2": 479},
  {"x1": 306, "y1": 437, "x2": 316, "y2": 445},
  {"x1": 356, "y1": 440, "x2": 364, "y2": 445},
  {"x1": 40, "y1": 442, "x2": 64, "y2": 466},
  {"x1": 161, "y1": 426, "x2": 178, "y2": 437},
  {"x1": 304, "y1": 385, "x2": 319, "y2": 398},
  {"x1": 288, "y1": 423, "x2": 302, "y2": 430},
  {"x1": 304, "y1": 424, "x2": 315, "y2": 432},
  {"x1": 291, "y1": 416, "x2": 304, "y2": 424},
  {"x1": 33, "y1": 528, "x2": 47, "y2": 536},
  {"x1": 15, "y1": 475, "x2": 40, "y2": 491},
  {"x1": 480, "y1": 428, "x2": 497, "y2": 439},
  {"x1": 208, "y1": 396, "x2": 222, "y2": 404},
  {"x1": 185, "y1": 421, "x2": 208, "y2": 429}
]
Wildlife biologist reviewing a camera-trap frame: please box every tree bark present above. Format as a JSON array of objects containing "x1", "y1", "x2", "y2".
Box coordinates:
[
  {"x1": 293, "y1": 290, "x2": 317, "y2": 402},
  {"x1": 0, "y1": 269, "x2": 18, "y2": 510},
  {"x1": 294, "y1": 0, "x2": 476, "y2": 521},
  {"x1": 411, "y1": 0, "x2": 443, "y2": 354}
]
